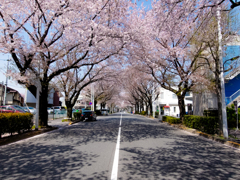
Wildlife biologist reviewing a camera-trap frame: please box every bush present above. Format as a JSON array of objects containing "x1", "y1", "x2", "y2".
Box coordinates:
[
  {"x1": 203, "y1": 110, "x2": 218, "y2": 117},
  {"x1": 73, "y1": 112, "x2": 82, "y2": 121},
  {"x1": 0, "y1": 113, "x2": 33, "y2": 138},
  {"x1": 141, "y1": 111, "x2": 147, "y2": 115},
  {"x1": 226, "y1": 106, "x2": 240, "y2": 128},
  {"x1": 95, "y1": 110, "x2": 101, "y2": 115},
  {"x1": 162, "y1": 116, "x2": 181, "y2": 124},
  {"x1": 184, "y1": 115, "x2": 218, "y2": 134}
]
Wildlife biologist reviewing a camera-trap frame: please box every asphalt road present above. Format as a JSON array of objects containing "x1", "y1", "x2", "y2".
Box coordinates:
[{"x1": 1, "y1": 113, "x2": 240, "y2": 180}]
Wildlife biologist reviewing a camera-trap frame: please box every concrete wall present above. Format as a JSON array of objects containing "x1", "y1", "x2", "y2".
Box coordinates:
[{"x1": 193, "y1": 92, "x2": 218, "y2": 116}]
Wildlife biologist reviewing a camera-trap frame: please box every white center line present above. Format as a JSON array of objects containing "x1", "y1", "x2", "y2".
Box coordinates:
[{"x1": 111, "y1": 113, "x2": 122, "y2": 180}]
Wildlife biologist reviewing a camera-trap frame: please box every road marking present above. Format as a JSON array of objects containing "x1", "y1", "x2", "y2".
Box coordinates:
[
  {"x1": 120, "y1": 113, "x2": 122, "y2": 126},
  {"x1": 111, "y1": 113, "x2": 122, "y2": 180}
]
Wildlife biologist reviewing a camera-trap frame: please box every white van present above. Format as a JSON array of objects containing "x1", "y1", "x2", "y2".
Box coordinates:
[{"x1": 101, "y1": 109, "x2": 108, "y2": 115}]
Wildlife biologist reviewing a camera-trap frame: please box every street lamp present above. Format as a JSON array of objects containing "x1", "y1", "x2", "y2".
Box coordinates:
[{"x1": 217, "y1": 4, "x2": 228, "y2": 138}]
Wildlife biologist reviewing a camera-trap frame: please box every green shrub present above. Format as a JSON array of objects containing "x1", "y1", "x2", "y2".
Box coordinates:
[
  {"x1": 184, "y1": 115, "x2": 218, "y2": 134},
  {"x1": 95, "y1": 110, "x2": 101, "y2": 115},
  {"x1": 0, "y1": 113, "x2": 33, "y2": 137},
  {"x1": 162, "y1": 116, "x2": 181, "y2": 124},
  {"x1": 203, "y1": 110, "x2": 218, "y2": 117},
  {"x1": 226, "y1": 106, "x2": 240, "y2": 128},
  {"x1": 0, "y1": 114, "x2": 8, "y2": 138},
  {"x1": 141, "y1": 111, "x2": 147, "y2": 115},
  {"x1": 73, "y1": 112, "x2": 82, "y2": 121}
]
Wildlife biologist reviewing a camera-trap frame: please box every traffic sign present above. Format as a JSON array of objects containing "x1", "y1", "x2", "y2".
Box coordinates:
[{"x1": 89, "y1": 102, "x2": 92, "y2": 105}]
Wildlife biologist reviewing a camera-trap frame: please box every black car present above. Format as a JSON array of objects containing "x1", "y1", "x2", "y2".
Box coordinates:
[{"x1": 82, "y1": 110, "x2": 97, "y2": 122}]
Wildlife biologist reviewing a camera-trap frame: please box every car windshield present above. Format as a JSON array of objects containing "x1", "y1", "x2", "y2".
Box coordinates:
[{"x1": 12, "y1": 106, "x2": 24, "y2": 111}]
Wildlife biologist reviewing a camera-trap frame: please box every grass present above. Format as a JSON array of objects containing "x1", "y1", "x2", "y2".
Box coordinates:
[
  {"x1": 62, "y1": 119, "x2": 71, "y2": 122},
  {"x1": 31, "y1": 125, "x2": 42, "y2": 130},
  {"x1": 229, "y1": 134, "x2": 239, "y2": 139}
]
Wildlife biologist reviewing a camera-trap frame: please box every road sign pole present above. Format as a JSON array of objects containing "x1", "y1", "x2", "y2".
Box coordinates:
[{"x1": 234, "y1": 101, "x2": 238, "y2": 130}]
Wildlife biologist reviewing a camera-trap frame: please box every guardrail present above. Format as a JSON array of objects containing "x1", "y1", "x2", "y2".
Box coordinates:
[{"x1": 225, "y1": 88, "x2": 240, "y2": 105}]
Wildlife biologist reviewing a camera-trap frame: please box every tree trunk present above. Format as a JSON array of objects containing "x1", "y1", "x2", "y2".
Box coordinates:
[
  {"x1": 149, "y1": 100, "x2": 153, "y2": 115},
  {"x1": 94, "y1": 100, "x2": 97, "y2": 111},
  {"x1": 178, "y1": 95, "x2": 186, "y2": 122},
  {"x1": 66, "y1": 101, "x2": 73, "y2": 119},
  {"x1": 39, "y1": 84, "x2": 49, "y2": 127}
]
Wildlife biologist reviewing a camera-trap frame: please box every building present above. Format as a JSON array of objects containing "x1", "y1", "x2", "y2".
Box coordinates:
[
  {"x1": 0, "y1": 84, "x2": 24, "y2": 106},
  {"x1": 24, "y1": 88, "x2": 61, "y2": 108},
  {"x1": 156, "y1": 87, "x2": 193, "y2": 117}
]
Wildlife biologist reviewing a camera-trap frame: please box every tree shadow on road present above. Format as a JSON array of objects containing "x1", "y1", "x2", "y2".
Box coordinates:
[{"x1": 118, "y1": 118, "x2": 240, "y2": 180}]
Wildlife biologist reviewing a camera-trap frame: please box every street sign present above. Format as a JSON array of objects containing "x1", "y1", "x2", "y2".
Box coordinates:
[
  {"x1": 89, "y1": 102, "x2": 92, "y2": 105},
  {"x1": 234, "y1": 101, "x2": 238, "y2": 114}
]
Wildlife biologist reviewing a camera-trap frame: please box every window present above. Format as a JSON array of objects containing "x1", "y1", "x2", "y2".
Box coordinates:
[
  {"x1": 185, "y1": 92, "x2": 191, "y2": 96},
  {"x1": 7, "y1": 107, "x2": 13, "y2": 110},
  {"x1": 174, "y1": 107, "x2": 176, "y2": 113},
  {"x1": 172, "y1": 94, "x2": 177, "y2": 99}
]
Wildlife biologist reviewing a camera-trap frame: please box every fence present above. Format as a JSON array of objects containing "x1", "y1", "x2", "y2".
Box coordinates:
[{"x1": 48, "y1": 110, "x2": 67, "y2": 120}]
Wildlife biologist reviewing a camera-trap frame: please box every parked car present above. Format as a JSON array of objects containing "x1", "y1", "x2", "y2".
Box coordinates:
[
  {"x1": 12, "y1": 105, "x2": 30, "y2": 113},
  {"x1": 47, "y1": 107, "x2": 53, "y2": 114},
  {"x1": 22, "y1": 106, "x2": 36, "y2": 114},
  {"x1": 82, "y1": 110, "x2": 97, "y2": 122},
  {"x1": 51, "y1": 106, "x2": 66, "y2": 114},
  {"x1": 0, "y1": 105, "x2": 26, "y2": 113}
]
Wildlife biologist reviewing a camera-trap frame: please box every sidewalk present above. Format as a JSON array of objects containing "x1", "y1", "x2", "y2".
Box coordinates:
[
  {"x1": 162, "y1": 121, "x2": 240, "y2": 149},
  {"x1": 133, "y1": 113, "x2": 240, "y2": 149}
]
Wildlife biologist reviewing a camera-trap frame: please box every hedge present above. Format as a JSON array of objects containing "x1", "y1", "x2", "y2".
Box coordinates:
[
  {"x1": 95, "y1": 110, "x2": 101, "y2": 115},
  {"x1": 0, "y1": 113, "x2": 33, "y2": 138},
  {"x1": 203, "y1": 110, "x2": 218, "y2": 117},
  {"x1": 226, "y1": 106, "x2": 240, "y2": 128},
  {"x1": 162, "y1": 116, "x2": 181, "y2": 124},
  {"x1": 141, "y1": 111, "x2": 147, "y2": 115},
  {"x1": 184, "y1": 115, "x2": 218, "y2": 134}
]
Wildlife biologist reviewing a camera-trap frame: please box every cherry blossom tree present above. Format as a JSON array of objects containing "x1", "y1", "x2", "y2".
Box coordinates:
[
  {"x1": 56, "y1": 64, "x2": 106, "y2": 119},
  {"x1": 122, "y1": 67, "x2": 159, "y2": 115},
  {"x1": 0, "y1": 0, "x2": 132, "y2": 126},
  {"x1": 126, "y1": 0, "x2": 218, "y2": 121}
]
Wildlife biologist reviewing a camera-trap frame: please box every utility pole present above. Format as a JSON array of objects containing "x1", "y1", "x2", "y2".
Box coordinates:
[
  {"x1": 217, "y1": 4, "x2": 228, "y2": 138},
  {"x1": 93, "y1": 84, "x2": 95, "y2": 111},
  {"x1": 1, "y1": 81, "x2": 3, "y2": 105},
  {"x1": 3, "y1": 59, "x2": 10, "y2": 105}
]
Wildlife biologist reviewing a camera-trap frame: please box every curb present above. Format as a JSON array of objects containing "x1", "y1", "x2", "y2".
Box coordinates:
[{"x1": 163, "y1": 122, "x2": 240, "y2": 150}]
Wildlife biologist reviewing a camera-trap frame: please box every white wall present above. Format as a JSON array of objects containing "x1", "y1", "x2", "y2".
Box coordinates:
[
  {"x1": 157, "y1": 87, "x2": 193, "y2": 117},
  {"x1": 24, "y1": 88, "x2": 55, "y2": 105}
]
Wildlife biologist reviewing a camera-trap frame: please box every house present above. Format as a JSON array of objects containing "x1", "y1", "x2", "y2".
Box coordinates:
[
  {"x1": 156, "y1": 87, "x2": 193, "y2": 117},
  {"x1": 0, "y1": 84, "x2": 24, "y2": 106},
  {"x1": 24, "y1": 88, "x2": 61, "y2": 108}
]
